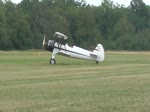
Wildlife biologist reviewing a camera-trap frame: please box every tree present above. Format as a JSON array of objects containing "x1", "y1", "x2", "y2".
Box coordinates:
[
  {"x1": 130, "y1": 0, "x2": 150, "y2": 31},
  {"x1": 0, "y1": 1, "x2": 12, "y2": 50},
  {"x1": 0, "y1": 0, "x2": 149, "y2": 50},
  {"x1": 112, "y1": 16, "x2": 135, "y2": 50},
  {"x1": 95, "y1": 0, "x2": 116, "y2": 39}
]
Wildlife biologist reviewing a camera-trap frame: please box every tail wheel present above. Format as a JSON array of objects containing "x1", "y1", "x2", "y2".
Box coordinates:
[
  {"x1": 50, "y1": 59, "x2": 56, "y2": 64},
  {"x1": 96, "y1": 61, "x2": 99, "y2": 64}
]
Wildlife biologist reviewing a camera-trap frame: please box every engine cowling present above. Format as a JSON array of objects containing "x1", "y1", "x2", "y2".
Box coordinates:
[{"x1": 46, "y1": 40, "x2": 54, "y2": 52}]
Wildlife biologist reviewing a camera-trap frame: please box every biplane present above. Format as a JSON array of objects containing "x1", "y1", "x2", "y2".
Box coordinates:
[{"x1": 42, "y1": 32, "x2": 104, "y2": 64}]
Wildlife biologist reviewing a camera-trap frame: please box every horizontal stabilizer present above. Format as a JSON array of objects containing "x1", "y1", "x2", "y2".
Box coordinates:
[{"x1": 90, "y1": 53, "x2": 98, "y2": 58}]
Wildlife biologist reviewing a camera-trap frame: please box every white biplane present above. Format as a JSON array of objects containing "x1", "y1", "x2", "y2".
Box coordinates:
[{"x1": 42, "y1": 32, "x2": 104, "y2": 64}]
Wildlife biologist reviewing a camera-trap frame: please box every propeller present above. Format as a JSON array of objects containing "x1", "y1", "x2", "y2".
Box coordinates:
[{"x1": 42, "y1": 35, "x2": 46, "y2": 49}]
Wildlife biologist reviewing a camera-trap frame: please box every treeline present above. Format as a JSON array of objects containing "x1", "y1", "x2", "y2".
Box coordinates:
[{"x1": 0, "y1": 0, "x2": 150, "y2": 50}]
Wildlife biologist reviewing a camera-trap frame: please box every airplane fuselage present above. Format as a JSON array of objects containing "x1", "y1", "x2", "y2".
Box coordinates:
[{"x1": 50, "y1": 42, "x2": 104, "y2": 62}]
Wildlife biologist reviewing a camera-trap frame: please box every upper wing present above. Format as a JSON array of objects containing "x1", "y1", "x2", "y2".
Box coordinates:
[{"x1": 54, "y1": 32, "x2": 68, "y2": 40}]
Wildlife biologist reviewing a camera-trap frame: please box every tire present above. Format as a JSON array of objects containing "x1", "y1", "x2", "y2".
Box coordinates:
[
  {"x1": 96, "y1": 61, "x2": 99, "y2": 64},
  {"x1": 50, "y1": 59, "x2": 56, "y2": 64}
]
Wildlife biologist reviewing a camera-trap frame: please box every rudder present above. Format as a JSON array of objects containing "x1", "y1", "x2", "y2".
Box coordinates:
[{"x1": 93, "y1": 44, "x2": 104, "y2": 61}]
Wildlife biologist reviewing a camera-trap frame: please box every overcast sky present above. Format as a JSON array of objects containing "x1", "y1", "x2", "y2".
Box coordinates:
[
  {"x1": 85, "y1": 0, "x2": 150, "y2": 6},
  {"x1": 11, "y1": 0, "x2": 150, "y2": 6}
]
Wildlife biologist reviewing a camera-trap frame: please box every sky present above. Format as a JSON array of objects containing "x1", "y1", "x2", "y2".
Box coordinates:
[
  {"x1": 85, "y1": 0, "x2": 150, "y2": 6},
  {"x1": 11, "y1": 0, "x2": 150, "y2": 7}
]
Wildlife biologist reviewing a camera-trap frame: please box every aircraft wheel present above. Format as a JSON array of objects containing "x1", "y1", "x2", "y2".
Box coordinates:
[
  {"x1": 96, "y1": 61, "x2": 99, "y2": 64},
  {"x1": 50, "y1": 59, "x2": 56, "y2": 64}
]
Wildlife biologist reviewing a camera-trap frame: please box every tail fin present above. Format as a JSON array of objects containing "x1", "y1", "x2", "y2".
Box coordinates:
[{"x1": 93, "y1": 44, "x2": 105, "y2": 61}]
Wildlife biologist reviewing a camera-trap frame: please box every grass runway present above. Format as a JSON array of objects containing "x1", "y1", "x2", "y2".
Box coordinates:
[{"x1": 0, "y1": 51, "x2": 150, "y2": 112}]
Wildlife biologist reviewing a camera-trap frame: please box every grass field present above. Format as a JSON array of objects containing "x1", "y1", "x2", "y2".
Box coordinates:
[{"x1": 0, "y1": 51, "x2": 150, "y2": 112}]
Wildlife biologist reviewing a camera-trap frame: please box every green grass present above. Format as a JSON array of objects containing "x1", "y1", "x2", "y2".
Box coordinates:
[{"x1": 0, "y1": 51, "x2": 150, "y2": 112}]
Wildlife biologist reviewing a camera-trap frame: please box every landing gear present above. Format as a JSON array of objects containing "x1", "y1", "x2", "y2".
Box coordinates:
[
  {"x1": 96, "y1": 61, "x2": 99, "y2": 64},
  {"x1": 50, "y1": 59, "x2": 56, "y2": 64}
]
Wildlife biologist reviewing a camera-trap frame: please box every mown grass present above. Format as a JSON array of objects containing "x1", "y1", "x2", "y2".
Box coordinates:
[{"x1": 0, "y1": 51, "x2": 150, "y2": 112}]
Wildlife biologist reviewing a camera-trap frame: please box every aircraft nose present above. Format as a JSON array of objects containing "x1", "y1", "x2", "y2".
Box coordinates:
[
  {"x1": 47, "y1": 40, "x2": 55, "y2": 52},
  {"x1": 48, "y1": 40, "x2": 54, "y2": 47}
]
